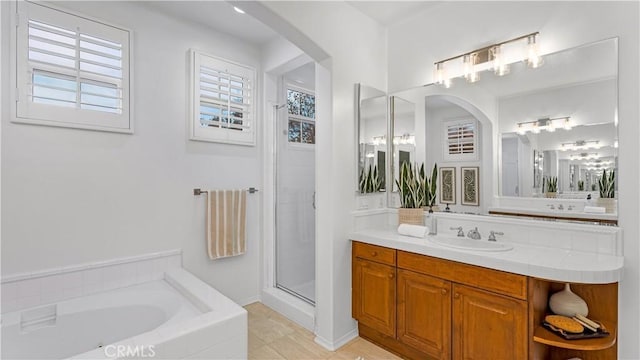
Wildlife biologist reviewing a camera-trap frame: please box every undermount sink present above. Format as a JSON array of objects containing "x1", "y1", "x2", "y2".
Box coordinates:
[{"x1": 427, "y1": 236, "x2": 513, "y2": 252}]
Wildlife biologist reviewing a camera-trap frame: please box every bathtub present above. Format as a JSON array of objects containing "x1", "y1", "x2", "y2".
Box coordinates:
[{"x1": 1, "y1": 268, "x2": 247, "y2": 359}]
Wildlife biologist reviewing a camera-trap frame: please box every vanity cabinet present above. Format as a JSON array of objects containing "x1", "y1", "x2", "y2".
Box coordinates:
[
  {"x1": 352, "y1": 241, "x2": 528, "y2": 360},
  {"x1": 452, "y1": 284, "x2": 527, "y2": 360}
]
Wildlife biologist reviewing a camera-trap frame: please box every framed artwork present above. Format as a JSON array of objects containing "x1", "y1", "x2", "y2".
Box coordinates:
[
  {"x1": 461, "y1": 167, "x2": 480, "y2": 206},
  {"x1": 439, "y1": 167, "x2": 456, "y2": 204}
]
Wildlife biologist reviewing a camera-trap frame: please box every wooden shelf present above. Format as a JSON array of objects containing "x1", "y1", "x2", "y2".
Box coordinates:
[{"x1": 533, "y1": 319, "x2": 617, "y2": 351}]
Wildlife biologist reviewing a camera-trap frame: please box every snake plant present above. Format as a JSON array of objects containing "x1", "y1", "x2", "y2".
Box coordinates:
[
  {"x1": 359, "y1": 165, "x2": 382, "y2": 194},
  {"x1": 598, "y1": 169, "x2": 615, "y2": 198}
]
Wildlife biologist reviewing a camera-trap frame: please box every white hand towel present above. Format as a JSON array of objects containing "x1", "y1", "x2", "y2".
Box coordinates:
[
  {"x1": 398, "y1": 224, "x2": 429, "y2": 238},
  {"x1": 584, "y1": 206, "x2": 606, "y2": 214}
]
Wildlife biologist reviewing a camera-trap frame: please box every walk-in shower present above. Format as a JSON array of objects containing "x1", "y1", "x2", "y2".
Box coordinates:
[{"x1": 274, "y1": 62, "x2": 316, "y2": 305}]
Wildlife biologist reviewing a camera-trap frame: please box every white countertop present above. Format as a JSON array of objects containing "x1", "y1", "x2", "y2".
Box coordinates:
[
  {"x1": 349, "y1": 229, "x2": 624, "y2": 284},
  {"x1": 488, "y1": 206, "x2": 618, "y2": 221}
]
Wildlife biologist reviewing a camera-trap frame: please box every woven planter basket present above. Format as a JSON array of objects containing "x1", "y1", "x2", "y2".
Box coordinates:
[{"x1": 398, "y1": 208, "x2": 424, "y2": 226}]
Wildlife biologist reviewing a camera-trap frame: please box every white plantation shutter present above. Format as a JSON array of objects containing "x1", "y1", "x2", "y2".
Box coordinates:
[
  {"x1": 190, "y1": 50, "x2": 256, "y2": 146},
  {"x1": 15, "y1": 1, "x2": 131, "y2": 132},
  {"x1": 443, "y1": 118, "x2": 479, "y2": 161}
]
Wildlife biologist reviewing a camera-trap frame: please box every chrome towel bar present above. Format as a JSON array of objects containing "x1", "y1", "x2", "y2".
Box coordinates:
[{"x1": 193, "y1": 188, "x2": 259, "y2": 196}]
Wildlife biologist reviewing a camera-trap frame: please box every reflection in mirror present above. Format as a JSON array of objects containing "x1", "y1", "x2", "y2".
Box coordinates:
[
  {"x1": 356, "y1": 83, "x2": 387, "y2": 194},
  {"x1": 498, "y1": 39, "x2": 618, "y2": 215},
  {"x1": 391, "y1": 96, "x2": 416, "y2": 192}
]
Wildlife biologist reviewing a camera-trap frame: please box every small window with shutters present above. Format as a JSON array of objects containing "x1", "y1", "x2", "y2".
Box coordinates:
[
  {"x1": 443, "y1": 118, "x2": 479, "y2": 161},
  {"x1": 14, "y1": 1, "x2": 132, "y2": 133},
  {"x1": 189, "y1": 50, "x2": 256, "y2": 146}
]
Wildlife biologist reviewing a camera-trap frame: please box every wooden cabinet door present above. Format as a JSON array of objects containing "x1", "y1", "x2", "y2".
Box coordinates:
[
  {"x1": 397, "y1": 269, "x2": 451, "y2": 360},
  {"x1": 452, "y1": 284, "x2": 527, "y2": 360},
  {"x1": 352, "y1": 258, "x2": 396, "y2": 337}
]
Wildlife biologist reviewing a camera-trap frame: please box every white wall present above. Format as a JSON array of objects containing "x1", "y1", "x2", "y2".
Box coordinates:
[
  {"x1": 388, "y1": 2, "x2": 639, "y2": 357},
  {"x1": 1, "y1": 1, "x2": 263, "y2": 305},
  {"x1": 249, "y1": 1, "x2": 387, "y2": 349}
]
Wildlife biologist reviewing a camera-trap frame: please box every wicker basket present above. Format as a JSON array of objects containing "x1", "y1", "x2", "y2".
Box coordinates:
[
  {"x1": 597, "y1": 198, "x2": 616, "y2": 213},
  {"x1": 398, "y1": 208, "x2": 424, "y2": 226}
]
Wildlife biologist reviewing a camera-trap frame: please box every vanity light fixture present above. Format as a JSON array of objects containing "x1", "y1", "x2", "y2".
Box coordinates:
[
  {"x1": 560, "y1": 140, "x2": 601, "y2": 151},
  {"x1": 393, "y1": 133, "x2": 416, "y2": 145},
  {"x1": 372, "y1": 135, "x2": 386, "y2": 146},
  {"x1": 434, "y1": 31, "x2": 541, "y2": 87},
  {"x1": 571, "y1": 152, "x2": 599, "y2": 160},
  {"x1": 516, "y1": 116, "x2": 571, "y2": 135}
]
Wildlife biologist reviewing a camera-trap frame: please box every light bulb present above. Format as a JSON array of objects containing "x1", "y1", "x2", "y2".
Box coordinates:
[
  {"x1": 563, "y1": 118, "x2": 572, "y2": 130},
  {"x1": 463, "y1": 53, "x2": 479, "y2": 83},
  {"x1": 517, "y1": 124, "x2": 526, "y2": 135},
  {"x1": 527, "y1": 34, "x2": 543, "y2": 68},
  {"x1": 434, "y1": 63, "x2": 449, "y2": 86},
  {"x1": 492, "y1": 45, "x2": 510, "y2": 76},
  {"x1": 546, "y1": 120, "x2": 556, "y2": 132}
]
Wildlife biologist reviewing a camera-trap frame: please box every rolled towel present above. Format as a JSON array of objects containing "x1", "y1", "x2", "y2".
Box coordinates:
[
  {"x1": 398, "y1": 224, "x2": 429, "y2": 238},
  {"x1": 584, "y1": 206, "x2": 606, "y2": 214}
]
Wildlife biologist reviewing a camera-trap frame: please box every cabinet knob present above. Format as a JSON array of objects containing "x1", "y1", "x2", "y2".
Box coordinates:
[
  {"x1": 441, "y1": 288, "x2": 448, "y2": 295},
  {"x1": 371, "y1": 251, "x2": 378, "y2": 257},
  {"x1": 388, "y1": 273, "x2": 394, "y2": 279},
  {"x1": 454, "y1": 293, "x2": 460, "y2": 299}
]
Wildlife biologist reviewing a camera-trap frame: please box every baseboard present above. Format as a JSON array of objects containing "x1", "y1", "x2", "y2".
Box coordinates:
[
  {"x1": 314, "y1": 327, "x2": 358, "y2": 351},
  {"x1": 237, "y1": 295, "x2": 261, "y2": 307},
  {"x1": 261, "y1": 287, "x2": 314, "y2": 331}
]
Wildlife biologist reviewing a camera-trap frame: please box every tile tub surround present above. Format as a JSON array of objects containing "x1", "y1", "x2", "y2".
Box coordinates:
[
  {"x1": 1, "y1": 250, "x2": 182, "y2": 314},
  {"x1": 349, "y1": 229, "x2": 623, "y2": 284}
]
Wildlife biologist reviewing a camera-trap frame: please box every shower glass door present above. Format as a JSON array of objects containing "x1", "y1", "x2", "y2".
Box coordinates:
[{"x1": 275, "y1": 78, "x2": 316, "y2": 305}]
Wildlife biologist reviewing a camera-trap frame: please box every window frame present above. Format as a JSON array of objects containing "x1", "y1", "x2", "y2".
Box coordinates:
[
  {"x1": 285, "y1": 83, "x2": 316, "y2": 147},
  {"x1": 189, "y1": 49, "x2": 256, "y2": 146},
  {"x1": 11, "y1": 1, "x2": 133, "y2": 133},
  {"x1": 442, "y1": 117, "x2": 479, "y2": 162}
]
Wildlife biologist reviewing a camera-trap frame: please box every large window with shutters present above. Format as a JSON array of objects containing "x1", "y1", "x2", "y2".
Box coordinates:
[
  {"x1": 14, "y1": 1, "x2": 131, "y2": 132},
  {"x1": 443, "y1": 118, "x2": 479, "y2": 161},
  {"x1": 189, "y1": 50, "x2": 256, "y2": 146}
]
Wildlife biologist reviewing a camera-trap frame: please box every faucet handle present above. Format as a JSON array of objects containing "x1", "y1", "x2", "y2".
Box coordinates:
[
  {"x1": 450, "y1": 226, "x2": 464, "y2": 237},
  {"x1": 488, "y1": 231, "x2": 504, "y2": 242}
]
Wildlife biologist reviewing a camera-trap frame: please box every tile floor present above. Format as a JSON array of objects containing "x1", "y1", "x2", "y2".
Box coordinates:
[{"x1": 245, "y1": 302, "x2": 402, "y2": 360}]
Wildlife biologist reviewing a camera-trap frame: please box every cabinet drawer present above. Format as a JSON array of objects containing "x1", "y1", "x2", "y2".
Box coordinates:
[
  {"x1": 398, "y1": 251, "x2": 527, "y2": 300},
  {"x1": 353, "y1": 242, "x2": 396, "y2": 266}
]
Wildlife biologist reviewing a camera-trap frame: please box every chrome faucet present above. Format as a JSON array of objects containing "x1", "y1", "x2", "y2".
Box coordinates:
[
  {"x1": 488, "y1": 231, "x2": 504, "y2": 242},
  {"x1": 467, "y1": 227, "x2": 481, "y2": 240},
  {"x1": 450, "y1": 226, "x2": 465, "y2": 237}
]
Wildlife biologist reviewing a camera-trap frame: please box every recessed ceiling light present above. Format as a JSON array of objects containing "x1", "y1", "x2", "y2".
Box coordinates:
[{"x1": 233, "y1": 6, "x2": 245, "y2": 14}]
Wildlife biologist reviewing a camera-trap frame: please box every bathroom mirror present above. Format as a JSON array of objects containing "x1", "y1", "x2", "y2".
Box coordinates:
[
  {"x1": 390, "y1": 96, "x2": 416, "y2": 192},
  {"x1": 386, "y1": 38, "x2": 618, "y2": 216},
  {"x1": 356, "y1": 83, "x2": 387, "y2": 194},
  {"x1": 498, "y1": 39, "x2": 618, "y2": 205}
]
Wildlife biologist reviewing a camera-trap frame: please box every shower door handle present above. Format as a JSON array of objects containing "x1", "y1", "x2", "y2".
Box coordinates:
[{"x1": 312, "y1": 191, "x2": 316, "y2": 210}]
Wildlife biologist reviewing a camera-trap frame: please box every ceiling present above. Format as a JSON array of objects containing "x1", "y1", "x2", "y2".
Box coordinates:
[
  {"x1": 139, "y1": 1, "x2": 279, "y2": 45},
  {"x1": 284, "y1": 62, "x2": 316, "y2": 89},
  {"x1": 346, "y1": 1, "x2": 442, "y2": 26},
  {"x1": 141, "y1": 1, "x2": 443, "y2": 46}
]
